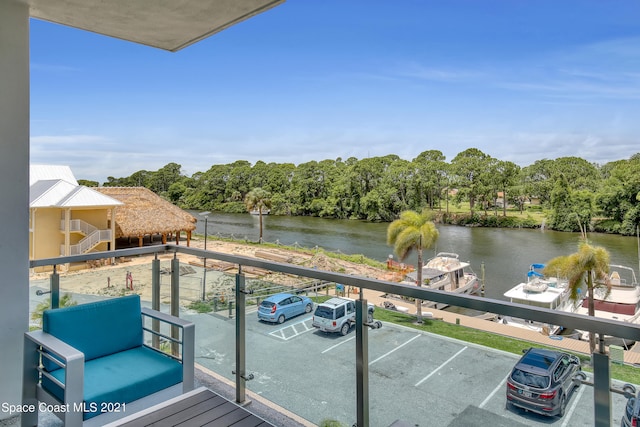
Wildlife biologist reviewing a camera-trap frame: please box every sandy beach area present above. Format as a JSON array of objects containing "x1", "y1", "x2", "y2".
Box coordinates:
[{"x1": 29, "y1": 238, "x2": 391, "y2": 308}]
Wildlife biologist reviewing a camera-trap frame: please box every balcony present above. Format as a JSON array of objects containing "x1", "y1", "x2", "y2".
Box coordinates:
[{"x1": 26, "y1": 244, "x2": 640, "y2": 426}]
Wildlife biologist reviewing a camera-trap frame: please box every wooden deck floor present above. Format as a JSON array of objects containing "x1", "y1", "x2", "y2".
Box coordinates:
[{"x1": 106, "y1": 388, "x2": 275, "y2": 427}]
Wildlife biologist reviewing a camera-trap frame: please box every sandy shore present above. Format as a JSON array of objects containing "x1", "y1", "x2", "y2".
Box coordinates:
[{"x1": 29, "y1": 238, "x2": 391, "y2": 307}]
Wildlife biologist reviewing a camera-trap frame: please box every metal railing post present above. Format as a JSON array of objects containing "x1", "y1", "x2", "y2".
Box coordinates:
[
  {"x1": 27, "y1": 245, "x2": 640, "y2": 424},
  {"x1": 356, "y1": 298, "x2": 369, "y2": 427},
  {"x1": 170, "y1": 255, "x2": 180, "y2": 356},
  {"x1": 151, "y1": 255, "x2": 160, "y2": 348},
  {"x1": 593, "y1": 342, "x2": 612, "y2": 427},
  {"x1": 50, "y1": 265, "x2": 59, "y2": 309},
  {"x1": 235, "y1": 272, "x2": 247, "y2": 403}
]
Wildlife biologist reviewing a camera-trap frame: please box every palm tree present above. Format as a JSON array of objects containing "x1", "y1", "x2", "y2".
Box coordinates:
[
  {"x1": 387, "y1": 209, "x2": 439, "y2": 323},
  {"x1": 31, "y1": 293, "x2": 77, "y2": 330},
  {"x1": 244, "y1": 187, "x2": 272, "y2": 243},
  {"x1": 543, "y1": 241, "x2": 610, "y2": 354}
]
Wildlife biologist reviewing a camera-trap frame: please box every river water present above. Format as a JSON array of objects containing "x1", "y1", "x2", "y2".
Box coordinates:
[{"x1": 190, "y1": 211, "x2": 640, "y2": 302}]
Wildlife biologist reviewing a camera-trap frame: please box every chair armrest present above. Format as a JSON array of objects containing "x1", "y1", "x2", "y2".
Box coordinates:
[
  {"x1": 141, "y1": 307, "x2": 193, "y2": 328},
  {"x1": 23, "y1": 330, "x2": 84, "y2": 408},
  {"x1": 25, "y1": 330, "x2": 84, "y2": 371},
  {"x1": 140, "y1": 308, "x2": 194, "y2": 392}
]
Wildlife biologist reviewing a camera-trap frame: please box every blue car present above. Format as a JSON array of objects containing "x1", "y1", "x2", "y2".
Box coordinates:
[{"x1": 258, "y1": 292, "x2": 313, "y2": 324}]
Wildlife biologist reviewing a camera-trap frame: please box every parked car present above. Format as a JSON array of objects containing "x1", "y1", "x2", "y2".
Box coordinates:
[
  {"x1": 257, "y1": 292, "x2": 313, "y2": 324},
  {"x1": 312, "y1": 297, "x2": 375, "y2": 336},
  {"x1": 621, "y1": 383, "x2": 640, "y2": 427},
  {"x1": 506, "y1": 347, "x2": 584, "y2": 418}
]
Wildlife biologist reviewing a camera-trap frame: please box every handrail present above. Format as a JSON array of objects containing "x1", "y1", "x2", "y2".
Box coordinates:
[
  {"x1": 30, "y1": 244, "x2": 637, "y2": 427},
  {"x1": 58, "y1": 219, "x2": 111, "y2": 255},
  {"x1": 30, "y1": 244, "x2": 640, "y2": 343},
  {"x1": 60, "y1": 219, "x2": 98, "y2": 235},
  {"x1": 66, "y1": 229, "x2": 112, "y2": 256}
]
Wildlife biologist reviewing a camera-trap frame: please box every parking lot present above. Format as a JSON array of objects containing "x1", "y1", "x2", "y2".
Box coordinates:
[{"x1": 189, "y1": 308, "x2": 630, "y2": 426}]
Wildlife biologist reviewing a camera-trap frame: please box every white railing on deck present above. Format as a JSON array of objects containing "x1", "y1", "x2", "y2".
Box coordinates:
[
  {"x1": 60, "y1": 219, "x2": 98, "y2": 236},
  {"x1": 60, "y1": 224, "x2": 111, "y2": 256}
]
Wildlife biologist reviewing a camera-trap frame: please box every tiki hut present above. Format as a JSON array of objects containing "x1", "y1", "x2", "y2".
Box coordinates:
[{"x1": 95, "y1": 187, "x2": 196, "y2": 248}]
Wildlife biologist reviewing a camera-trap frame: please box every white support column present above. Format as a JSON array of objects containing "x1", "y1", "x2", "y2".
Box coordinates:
[
  {"x1": 0, "y1": 0, "x2": 30, "y2": 420},
  {"x1": 111, "y1": 207, "x2": 116, "y2": 256},
  {"x1": 65, "y1": 208, "x2": 71, "y2": 255}
]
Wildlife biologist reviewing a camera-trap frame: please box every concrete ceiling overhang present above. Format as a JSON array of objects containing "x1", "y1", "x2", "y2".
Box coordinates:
[{"x1": 25, "y1": 0, "x2": 285, "y2": 51}]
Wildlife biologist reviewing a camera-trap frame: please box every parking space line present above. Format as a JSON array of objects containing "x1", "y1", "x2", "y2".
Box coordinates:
[
  {"x1": 369, "y1": 334, "x2": 421, "y2": 365},
  {"x1": 561, "y1": 382, "x2": 586, "y2": 427},
  {"x1": 479, "y1": 373, "x2": 509, "y2": 408},
  {"x1": 415, "y1": 346, "x2": 467, "y2": 387},
  {"x1": 322, "y1": 336, "x2": 356, "y2": 354},
  {"x1": 268, "y1": 318, "x2": 315, "y2": 341}
]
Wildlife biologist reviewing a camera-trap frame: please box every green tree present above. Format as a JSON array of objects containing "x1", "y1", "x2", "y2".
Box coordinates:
[
  {"x1": 387, "y1": 209, "x2": 439, "y2": 323},
  {"x1": 551, "y1": 157, "x2": 599, "y2": 192},
  {"x1": 522, "y1": 159, "x2": 555, "y2": 207},
  {"x1": 450, "y1": 148, "x2": 492, "y2": 216},
  {"x1": 412, "y1": 150, "x2": 448, "y2": 210},
  {"x1": 597, "y1": 155, "x2": 640, "y2": 235},
  {"x1": 244, "y1": 188, "x2": 272, "y2": 242},
  {"x1": 495, "y1": 160, "x2": 521, "y2": 216},
  {"x1": 225, "y1": 160, "x2": 252, "y2": 202},
  {"x1": 543, "y1": 241, "x2": 610, "y2": 354},
  {"x1": 148, "y1": 162, "x2": 184, "y2": 195},
  {"x1": 548, "y1": 173, "x2": 575, "y2": 231},
  {"x1": 77, "y1": 179, "x2": 99, "y2": 187}
]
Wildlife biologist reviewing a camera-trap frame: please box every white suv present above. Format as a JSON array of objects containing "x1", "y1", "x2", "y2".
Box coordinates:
[{"x1": 312, "y1": 297, "x2": 375, "y2": 336}]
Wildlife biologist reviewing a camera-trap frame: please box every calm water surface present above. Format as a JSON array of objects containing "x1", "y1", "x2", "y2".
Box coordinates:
[{"x1": 190, "y1": 211, "x2": 640, "y2": 301}]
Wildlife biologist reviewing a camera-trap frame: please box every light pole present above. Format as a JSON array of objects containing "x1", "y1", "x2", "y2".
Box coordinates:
[{"x1": 199, "y1": 211, "x2": 211, "y2": 300}]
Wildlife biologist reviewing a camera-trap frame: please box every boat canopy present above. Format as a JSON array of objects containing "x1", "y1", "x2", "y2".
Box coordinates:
[{"x1": 528, "y1": 263, "x2": 546, "y2": 278}]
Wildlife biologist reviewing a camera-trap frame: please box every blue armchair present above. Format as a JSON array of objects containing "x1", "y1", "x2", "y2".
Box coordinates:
[{"x1": 22, "y1": 295, "x2": 194, "y2": 427}]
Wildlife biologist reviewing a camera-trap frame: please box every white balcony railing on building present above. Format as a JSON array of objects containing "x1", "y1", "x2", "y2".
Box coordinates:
[
  {"x1": 67, "y1": 229, "x2": 112, "y2": 255},
  {"x1": 60, "y1": 219, "x2": 98, "y2": 236},
  {"x1": 58, "y1": 219, "x2": 112, "y2": 255}
]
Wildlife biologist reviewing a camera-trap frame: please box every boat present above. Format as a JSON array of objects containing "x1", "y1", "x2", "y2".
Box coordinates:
[
  {"x1": 403, "y1": 252, "x2": 481, "y2": 309},
  {"x1": 501, "y1": 263, "x2": 582, "y2": 336},
  {"x1": 250, "y1": 208, "x2": 270, "y2": 215},
  {"x1": 575, "y1": 264, "x2": 640, "y2": 348}
]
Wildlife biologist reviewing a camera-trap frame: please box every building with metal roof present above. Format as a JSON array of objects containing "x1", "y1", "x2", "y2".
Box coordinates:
[{"x1": 29, "y1": 165, "x2": 122, "y2": 270}]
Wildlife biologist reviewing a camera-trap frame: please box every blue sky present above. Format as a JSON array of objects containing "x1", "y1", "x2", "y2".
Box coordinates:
[{"x1": 30, "y1": 1, "x2": 640, "y2": 182}]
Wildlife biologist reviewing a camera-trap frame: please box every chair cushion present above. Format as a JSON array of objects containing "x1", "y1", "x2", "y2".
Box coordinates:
[
  {"x1": 42, "y1": 346, "x2": 183, "y2": 420},
  {"x1": 43, "y1": 295, "x2": 143, "y2": 369}
]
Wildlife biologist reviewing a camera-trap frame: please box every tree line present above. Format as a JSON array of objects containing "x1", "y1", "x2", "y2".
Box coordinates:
[{"x1": 78, "y1": 148, "x2": 640, "y2": 236}]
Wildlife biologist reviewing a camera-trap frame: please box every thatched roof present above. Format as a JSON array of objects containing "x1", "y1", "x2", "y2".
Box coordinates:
[{"x1": 95, "y1": 187, "x2": 196, "y2": 238}]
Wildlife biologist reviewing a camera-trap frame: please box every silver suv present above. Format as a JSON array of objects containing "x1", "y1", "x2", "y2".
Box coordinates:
[{"x1": 312, "y1": 297, "x2": 374, "y2": 336}]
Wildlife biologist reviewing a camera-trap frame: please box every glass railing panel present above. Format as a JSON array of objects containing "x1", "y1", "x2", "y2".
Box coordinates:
[
  {"x1": 369, "y1": 300, "x2": 596, "y2": 426},
  {"x1": 27, "y1": 246, "x2": 640, "y2": 426},
  {"x1": 244, "y1": 278, "x2": 357, "y2": 426}
]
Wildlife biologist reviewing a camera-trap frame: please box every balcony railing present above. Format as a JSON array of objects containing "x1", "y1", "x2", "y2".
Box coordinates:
[
  {"x1": 60, "y1": 219, "x2": 97, "y2": 236},
  {"x1": 29, "y1": 244, "x2": 640, "y2": 427},
  {"x1": 58, "y1": 219, "x2": 112, "y2": 255}
]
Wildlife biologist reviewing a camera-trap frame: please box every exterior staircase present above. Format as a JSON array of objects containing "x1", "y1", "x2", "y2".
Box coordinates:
[{"x1": 60, "y1": 219, "x2": 112, "y2": 256}]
